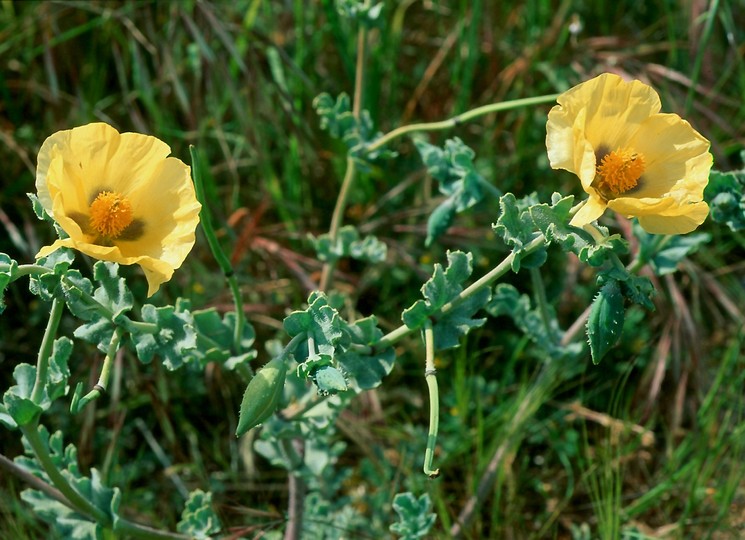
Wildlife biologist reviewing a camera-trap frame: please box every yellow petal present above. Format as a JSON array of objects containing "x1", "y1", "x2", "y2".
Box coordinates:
[
  {"x1": 629, "y1": 114, "x2": 711, "y2": 198},
  {"x1": 577, "y1": 73, "x2": 661, "y2": 151},
  {"x1": 607, "y1": 196, "x2": 676, "y2": 217},
  {"x1": 546, "y1": 105, "x2": 597, "y2": 188},
  {"x1": 637, "y1": 201, "x2": 709, "y2": 234},
  {"x1": 569, "y1": 196, "x2": 607, "y2": 227},
  {"x1": 35, "y1": 123, "x2": 201, "y2": 296},
  {"x1": 547, "y1": 74, "x2": 662, "y2": 187}
]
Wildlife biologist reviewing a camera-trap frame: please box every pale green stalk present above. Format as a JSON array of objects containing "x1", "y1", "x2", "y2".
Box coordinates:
[
  {"x1": 422, "y1": 320, "x2": 440, "y2": 478},
  {"x1": 30, "y1": 297, "x2": 65, "y2": 404},
  {"x1": 363, "y1": 94, "x2": 560, "y2": 154},
  {"x1": 376, "y1": 234, "x2": 548, "y2": 349}
]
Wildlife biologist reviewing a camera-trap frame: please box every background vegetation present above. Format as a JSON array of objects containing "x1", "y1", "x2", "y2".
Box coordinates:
[{"x1": 1, "y1": 0, "x2": 744, "y2": 538}]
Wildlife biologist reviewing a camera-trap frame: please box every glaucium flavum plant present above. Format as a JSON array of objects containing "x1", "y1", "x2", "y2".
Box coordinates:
[
  {"x1": 546, "y1": 73, "x2": 712, "y2": 234},
  {"x1": 35, "y1": 122, "x2": 202, "y2": 295}
]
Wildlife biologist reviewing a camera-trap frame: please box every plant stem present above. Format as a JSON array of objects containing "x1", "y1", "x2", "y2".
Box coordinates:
[
  {"x1": 189, "y1": 146, "x2": 247, "y2": 359},
  {"x1": 318, "y1": 20, "x2": 369, "y2": 292},
  {"x1": 364, "y1": 93, "x2": 560, "y2": 154},
  {"x1": 20, "y1": 423, "x2": 111, "y2": 524},
  {"x1": 112, "y1": 520, "x2": 193, "y2": 540},
  {"x1": 422, "y1": 320, "x2": 440, "y2": 478},
  {"x1": 375, "y1": 234, "x2": 548, "y2": 349},
  {"x1": 7, "y1": 264, "x2": 51, "y2": 280},
  {"x1": 72, "y1": 328, "x2": 123, "y2": 412},
  {"x1": 281, "y1": 437, "x2": 306, "y2": 540},
  {"x1": 0, "y1": 451, "x2": 73, "y2": 507},
  {"x1": 31, "y1": 297, "x2": 65, "y2": 404}
]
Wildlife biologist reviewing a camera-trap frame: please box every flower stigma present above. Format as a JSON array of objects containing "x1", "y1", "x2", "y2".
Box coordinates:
[
  {"x1": 593, "y1": 148, "x2": 646, "y2": 200},
  {"x1": 89, "y1": 191, "x2": 134, "y2": 239}
]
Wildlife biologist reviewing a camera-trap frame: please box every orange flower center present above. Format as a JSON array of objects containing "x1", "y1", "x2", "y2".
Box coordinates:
[
  {"x1": 594, "y1": 148, "x2": 646, "y2": 199},
  {"x1": 89, "y1": 191, "x2": 133, "y2": 239}
]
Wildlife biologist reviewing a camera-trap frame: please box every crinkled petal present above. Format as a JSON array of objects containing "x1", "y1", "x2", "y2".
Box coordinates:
[
  {"x1": 546, "y1": 105, "x2": 596, "y2": 188},
  {"x1": 629, "y1": 114, "x2": 712, "y2": 198},
  {"x1": 569, "y1": 196, "x2": 607, "y2": 228},
  {"x1": 547, "y1": 73, "x2": 662, "y2": 190},
  {"x1": 35, "y1": 123, "x2": 201, "y2": 296},
  {"x1": 607, "y1": 196, "x2": 676, "y2": 217},
  {"x1": 637, "y1": 201, "x2": 709, "y2": 234}
]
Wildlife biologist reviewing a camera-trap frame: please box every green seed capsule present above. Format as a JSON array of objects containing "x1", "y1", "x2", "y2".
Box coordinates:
[{"x1": 235, "y1": 356, "x2": 287, "y2": 437}]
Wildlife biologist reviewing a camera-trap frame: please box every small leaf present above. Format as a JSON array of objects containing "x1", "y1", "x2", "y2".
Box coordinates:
[
  {"x1": 416, "y1": 137, "x2": 488, "y2": 245},
  {"x1": 177, "y1": 490, "x2": 221, "y2": 539},
  {"x1": 29, "y1": 249, "x2": 75, "y2": 301},
  {"x1": 132, "y1": 300, "x2": 197, "y2": 370},
  {"x1": 2, "y1": 364, "x2": 42, "y2": 427},
  {"x1": 704, "y1": 168, "x2": 745, "y2": 231},
  {"x1": 91, "y1": 262, "x2": 133, "y2": 319},
  {"x1": 312, "y1": 365, "x2": 348, "y2": 395},
  {"x1": 310, "y1": 225, "x2": 387, "y2": 263},
  {"x1": 493, "y1": 193, "x2": 545, "y2": 271},
  {"x1": 283, "y1": 292, "x2": 347, "y2": 359},
  {"x1": 390, "y1": 492, "x2": 437, "y2": 539},
  {"x1": 586, "y1": 280, "x2": 625, "y2": 364},
  {"x1": 402, "y1": 251, "x2": 491, "y2": 350},
  {"x1": 0, "y1": 252, "x2": 19, "y2": 314},
  {"x1": 337, "y1": 316, "x2": 395, "y2": 391}
]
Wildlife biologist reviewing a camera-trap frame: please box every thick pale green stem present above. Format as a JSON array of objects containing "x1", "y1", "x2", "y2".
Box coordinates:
[
  {"x1": 31, "y1": 297, "x2": 65, "y2": 404},
  {"x1": 319, "y1": 24, "x2": 369, "y2": 292},
  {"x1": 72, "y1": 328, "x2": 123, "y2": 413},
  {"x1": 20, "y1": 424, "x2": 111, "y2": 524},
  {"x1": 375, "y1": 234, "x2": 548, "y2": 349},
  {"x1": 319, "y1": 156, "x2": 358, "y2": 291},
  {"x1": 422, "y1": 320, "x2": 440, "y2": 478},
  {"x1": 364, "y1": 94, "x2": 560, "y2": 154}
]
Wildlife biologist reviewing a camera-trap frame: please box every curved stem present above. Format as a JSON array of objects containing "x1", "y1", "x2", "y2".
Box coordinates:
[
  {"x1": 9, "y1": 264, "x2": 52, "y2": 280},
  {"x1": 422, "y1": 320, "x2": 440, "y2": 478},
  {"x1": 113, "y1": 520, "x2": 193, "y2": 540},
  {"x1": 31, "y1": 297, "x2": 65, "y2": 404},
  {"x1": 72, "y1": 328, "x2": 123, "y2": 413},
  {"x1": 375, "y1": 234, "x2": 548, "y2": 349},
  {"x1": 20, "y1": 423, "x2": 111, "y2": 525},
  {"x1": 319, "y1": 157, "x2": 358, "y2": 291},
  {"x1": 318, "y1": 15, "x2": 369, "y2": 292},
  {"x1": 189, "y1": 146, "x2": 247, "y2": 358},
  {"x1": 364, "y1": 93, "x2": 560, "y2": 154}
]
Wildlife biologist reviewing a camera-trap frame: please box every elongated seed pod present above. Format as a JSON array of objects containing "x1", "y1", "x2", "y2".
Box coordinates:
[{"x1": 235, "y1": 356, "x2": 287, "y2": 437}]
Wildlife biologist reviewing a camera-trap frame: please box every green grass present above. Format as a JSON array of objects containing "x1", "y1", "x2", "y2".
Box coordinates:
[{"x1": 2, "y1": 0, "x2": 745, "y2": 538}]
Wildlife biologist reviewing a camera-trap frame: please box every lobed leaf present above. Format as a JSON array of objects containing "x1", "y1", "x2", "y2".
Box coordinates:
[
  {"x1": 177, "y1": 490, "x2": 221, "y2": 539},
  {"x1": 415, "y1": 137, "x2": 488, "y2": 246},
  {"x1": 0, "y1": 252, "x2": 19, "y2": 314},
  {"x1": 704, "y1": 167, "x2": 745, "y2": 231},
  {"x1": 402, "y1": 251, "x2": 491, "y2": 350},
  {"x1": 29, "y1": 249, "x2": 75, "y2": 301},
  {"x1": 389, "y1": 492, "x2": 437, "y2": 539},
  {"x1": 132, "y1": 299, "x2": 197, "y2": 370},
  {"x1": 16, "y1": 428, "x2": 119, "y2": 538},
  {"x1": 310, "y1": 225, "x2": 387, "y2": 263}
]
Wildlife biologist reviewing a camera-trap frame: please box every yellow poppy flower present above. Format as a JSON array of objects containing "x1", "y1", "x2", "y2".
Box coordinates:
[
  {"x1": 35, "y1": 123, "x2": 201, "y2": 296},
  {"x1": 546, "y1": 73, "x2": 712, "y2": 234}
]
